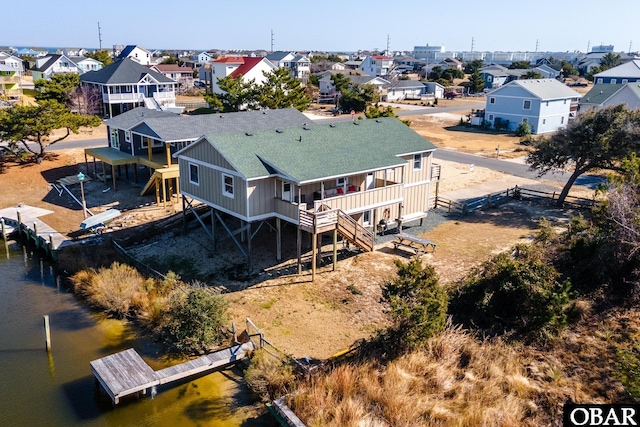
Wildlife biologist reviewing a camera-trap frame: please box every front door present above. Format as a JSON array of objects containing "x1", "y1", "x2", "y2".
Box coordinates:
[{"x1": 282, "y1": 182, "x2": 292, "y2": 201}]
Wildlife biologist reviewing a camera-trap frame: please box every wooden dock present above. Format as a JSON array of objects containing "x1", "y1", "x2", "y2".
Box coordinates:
[
  {"x1": 90, "y1": 342, "x2": 255, "y2": 405},
  {"x1": 0, "y1": 205, "x2": 72, "y2": 257}
]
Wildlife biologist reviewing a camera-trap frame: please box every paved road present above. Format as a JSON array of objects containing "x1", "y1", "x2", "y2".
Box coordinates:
[{"x1": 433, "y1": 149, "x2": 605, "y2": 190}]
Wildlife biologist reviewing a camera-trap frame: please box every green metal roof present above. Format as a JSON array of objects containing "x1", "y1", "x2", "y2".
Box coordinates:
[
  {"x1": 188, "y1": 117, "x2": 436, "y2": 183},
  {"x1": 580, "y1": 83, "x2": 624, "y2": 105}
]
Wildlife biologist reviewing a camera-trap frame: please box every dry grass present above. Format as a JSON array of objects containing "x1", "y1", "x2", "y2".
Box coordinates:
[{"x1": 288, "y1": 326, "x2": 547, "y2": 426}]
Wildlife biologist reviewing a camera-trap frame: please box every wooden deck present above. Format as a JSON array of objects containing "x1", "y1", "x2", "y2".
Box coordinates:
[
  {"x1": 0, "y1": 205, "x2": 70, "y2": 252},
  {"x1": 91, "y1": 342, "x2": 255, "y2": 405}
]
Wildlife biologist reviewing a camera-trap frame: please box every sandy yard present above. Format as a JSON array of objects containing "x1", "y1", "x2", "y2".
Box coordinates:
[{"x1": 0, "y1": 106, "x2": 598, "y2": 358}]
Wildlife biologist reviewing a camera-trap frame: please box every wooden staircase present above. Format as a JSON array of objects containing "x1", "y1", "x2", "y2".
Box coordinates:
[{"x1": 299, "y1": 207, "x2": 374, "y2": 252}]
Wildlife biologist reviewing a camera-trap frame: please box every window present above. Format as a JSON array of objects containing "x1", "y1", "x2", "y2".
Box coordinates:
[
  {"x1": 189, "y1": 163, "x2": 199, "y2": 185},
  {"x1": 622, "y1": 79, "x2": 628, "y2": 84},
  {"x1": 563, "y1": 99, "x2": 567, "y2": 105},
  {"x1": 488, "y1": 114, "x2": 494, "y2": 120},
  {"x1": 597, "y1": 78, "x2": 603, "y2": 84},
  {"x1": 490, "y1": 97, "x2": 495, "y2": 104},
  {"x1": 124, "y1": 130, "x2": 131, "y2": 142},
  {"x1": 337, "y1": 177, "x2": 348, "y2": 188},
  {"x1": 110, "y1": 129, "x2": 119, "y2": 149},
  {"x1": 141, "y1": 137, "x2": 163, "y2": 149},
  {"x1": 561, "y1": 116, "x2": 565, "y2": 124},
  {"x1": 363, "y1": 210, "x2": 371, "y2": 226},
  {"x1": 223, "y1": 174, "x2": 234, "y2": 198},
  {"x1": 611, "y1": 79, "x2": 617, "y2": 84},
  {"x1": 413, "y1": 153, "x2": 422, "y2": 170},
  {"x1": 545, "y1": 101, "x2": 549, "y2": 107},
  {"x1": 542, "y1": 119, "x2": 546, "y2": 124},
  {"x1": 523, "y1": 100, "x2": 531, "y2": 110}
]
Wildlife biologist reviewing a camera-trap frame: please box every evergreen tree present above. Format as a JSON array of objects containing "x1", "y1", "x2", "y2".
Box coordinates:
[
  {"x1": 467, "y1": 68, "x2": 485, "y2": 94},
  {"x1": 257, "y1": 67, "x2": 310, "y2": 111}
]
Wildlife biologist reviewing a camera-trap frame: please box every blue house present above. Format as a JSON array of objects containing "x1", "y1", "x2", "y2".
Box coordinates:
[
  {"x1": 484, "y1": 79, "x2": 581, "y2": 134},
  {"x1": 593, "y1": 60, "x2": 640, "y2": 84}
]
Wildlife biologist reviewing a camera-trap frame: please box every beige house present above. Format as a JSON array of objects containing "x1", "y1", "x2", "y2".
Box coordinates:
[{"x1": 175, "y1": 117, "x2": 439, "y2": 278}]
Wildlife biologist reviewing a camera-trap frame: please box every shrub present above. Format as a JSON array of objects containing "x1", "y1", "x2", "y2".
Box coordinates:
[
  {"x1": 515, "y1": 121, "x2": 532, "y2": 137},
  {"x1": 70, "y1": 262, "x2": 146, "y2": 317},
  {"x1": 245, "y1": 348, "x2": 295, "y2": 402},
  {"x1": 162, "y1": 283, "x2": 229, "y2": 354},
  {"x1": 380, "y1": 259, "x2": 448, "y2": 354},
  {"x1": 449, "y1": 244, "x2": 571, "y2": 341}
]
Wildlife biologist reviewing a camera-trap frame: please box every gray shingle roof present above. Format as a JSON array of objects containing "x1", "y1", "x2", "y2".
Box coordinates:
[
  {"x1": 182, "y1": 117, "x2": 436, "y2": 183},
  {"x1": 266, "y1": 51, "x2": 291, "y2": 61},
  {"x1": 499, "y1": 79, "x2": 582, "y2": 100},
  {"x1": 104, "y1": 107, "x2": 176, "y2": 130},
  {"x1": 110, "y1": 108, "x2": 309, "y2": 142},
  {"x1": 31, "y1": 54, "x2": 63, "y2": 72},
  {"x1": 580, "y1": 84, "x2": 624, "y2": 105},
  {"x1": 388, "y1": 80, "x2": 426, "y2": 89},
  {"x1": 80, "y1": 58, "x2": 175, "y2": 85}
]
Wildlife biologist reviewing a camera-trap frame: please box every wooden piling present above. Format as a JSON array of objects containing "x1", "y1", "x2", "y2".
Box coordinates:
[
  {"x1": 33, "y1": 222, "x2": 39, "y2": 248},
  {"x1": 43, "y1": 315, "x2": 51, "y2": 351},
  {"x1": 16, "y1": 210, "x2": 22, "y2": 237}
]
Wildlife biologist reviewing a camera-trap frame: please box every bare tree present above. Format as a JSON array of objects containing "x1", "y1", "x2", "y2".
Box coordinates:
[{"x1": 69, "y1": 86, "x2": 102, "y2": 116}]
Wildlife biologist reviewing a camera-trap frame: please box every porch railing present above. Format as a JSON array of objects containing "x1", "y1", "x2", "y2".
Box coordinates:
[{"x1": 313, "y1": 183, "x2": 403, "y2": 213}]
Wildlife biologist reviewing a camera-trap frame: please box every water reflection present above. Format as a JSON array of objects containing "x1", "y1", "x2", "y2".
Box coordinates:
[{"x1": 0, "y1": 240, "x2": 270, "y2": 427}]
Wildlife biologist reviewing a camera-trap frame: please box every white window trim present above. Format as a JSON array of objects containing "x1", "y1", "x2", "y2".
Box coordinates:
[
  {"x1": 140, "y1": 137, "x2": 163, "y2": 149},
  {"x1": 336, "y1": 177, "x2": 348, "y2": 188},
  {"x1": 413, "y1": 153, "x2": 422, "y2": 171},
  {"x1": 124, "y1": 130, "x2": 131, "y2": 142},
  {"x1": 523, "y1": 100, "x2": 531, "y2": 110},
  {"x1": 490, "y1": 97, "x2": 495, "y2": 104},
  {"x1": 189, "y1": 163, "x2": 199, "y2": 185},
  {"x1": 222, "y1": 173, "x2": 234, "y2": 198}
]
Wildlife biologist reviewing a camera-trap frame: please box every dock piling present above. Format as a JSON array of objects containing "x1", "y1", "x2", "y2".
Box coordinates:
[{"x1": 43, "y1": 315, "x2": 51, "y2": 351}]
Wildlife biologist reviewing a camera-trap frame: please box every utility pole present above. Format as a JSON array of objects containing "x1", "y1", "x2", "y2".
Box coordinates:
[
  {"x1": 97, "y1": 22, "x2": 103, "y2": 50},
  {"x1": 586, "y1": 40, "x2": 591, "y2": 53},
  {"x1": 535, "y1": 39, "x2": 539, "y2": 53},
  {"x1": 629, "y1": 40, "x2": 634, "y2": 54},
  {"x1": 386, "y1": 34, "x2": 390, "y2": 56},
  {"x1": 470, "y1": 37, "x2": 475, "y2": 52},
  {"x1": 270, "y1": 29, "x2": 274, "y2": 53}
]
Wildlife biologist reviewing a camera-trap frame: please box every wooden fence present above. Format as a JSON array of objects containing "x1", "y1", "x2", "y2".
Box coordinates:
[{"x1": 434, "y1": 185, "x2": 595, "y2": 215}]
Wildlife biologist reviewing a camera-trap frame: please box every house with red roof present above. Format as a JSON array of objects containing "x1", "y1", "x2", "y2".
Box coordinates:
[
  {"x1": 360, "y1": 55, "x2": 394, "y2": 77},
  {"x1": 209, "y1": 56, "x2": 276, "y2": 94}
]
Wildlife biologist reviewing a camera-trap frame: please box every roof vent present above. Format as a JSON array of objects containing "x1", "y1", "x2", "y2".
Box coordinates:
[
  {"x1": 298, "y1": 136, "x2": 302, "y2": 142},
  {"x1": 303, "y1": 125, "x2": 310, "y2": 130},
  {"x1": 329, "y1": 123, "x2": 336, "y2": 128},
  {"x1": 276, "y1": 129, "x2": 283, "y2": 133},
  {"x1": 219, "y1": 115, "x2": 224, "y2": 118},
  {"x1": 375, "y1": 119, "x2": 382, "y2": 123},
  {"x1": 262, "y1": 111, "x2": 267, "y2": 114},
  {"x1": 353, "y1": 121, "x2": 359, "y2": 125},
  {"x1": 246, "y1": 132, "x2": 252, "y2": 136}
]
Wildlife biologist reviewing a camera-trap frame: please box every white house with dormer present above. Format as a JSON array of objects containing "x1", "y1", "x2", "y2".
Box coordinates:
[
  {"x1": 116, "y1": 45, "x2": 153, "y2": 65},
  {"x1": 208, "y1": 56, "x2": 276, "y2": 94}
]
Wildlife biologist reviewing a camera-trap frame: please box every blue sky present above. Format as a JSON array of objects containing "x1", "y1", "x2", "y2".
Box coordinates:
[{"x1": 4, "y1": 0, "x2": 637, "y2": 53}]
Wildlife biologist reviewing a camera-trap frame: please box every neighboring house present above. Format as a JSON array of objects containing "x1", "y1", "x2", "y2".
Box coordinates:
[
  {"x1": 70, "y1": 56, "x2": 103, "y2": 73},
  {"x1": 266, "y1": 51, "x2": 311, "y2": 82},
  {"x1": 310, "y1": 60, "x2": 346, "y2": 73},
  {"x1": 484, "y1": 78, "x2": 582, "y2": 134},
  {"x1": 0, "y1": 64, "x2": 23, "y2": 100},
  {"x1": 423, "y1": 81, "x2": 446, "y2": 99},
  {"x1": 0, "y1": 52, "x2": 24, "y2": 71},
  {"x1": 116, "y1": 45, "x2": 153, "y2": 65},
  {"x1": 91, "y1": 107, "x2": 310, "y2": 207},
  {"x1": 208, "y1": 56, "x2": 276, "y2": 95},
  {"x1": 579, "y1": 83, "x2": 640, "y2": 111},
  {"x1": 385, "y1": 80, "x2": 426, "y2": 101},
  {"x1": 344, "y1": 59, "x2": 364, "y2": 70},
  {"x1": 15, "y1": 48, "x2": 47, "y2": 57},
  {"x1": 360, "y1": 55, "x2": 394, "y2": 77},
  {"x1": 195, "y1": 52, "x2": 213, "y2": 63},
  {"x1": 80, "y1": 58, "x2": 179, "y2": 118},
  {"x1": 593, "y1": 60, "x2": 640, "y2": 84},
  {"x1": 318, "y1": 73, "x2": 388, "y2": 97},
  {"x1": 58, "y1": 48, "x2": 89, "y2": 57},
  {"x1": 30, "y1": 54, "x2": 80, "y2": 81},
  {"x1": 440, "y1": 57, "x2": 463, "y2": 70},
  {"x1": 534, "y1": 64, "x2": 561, "y2": 79},
  {"x1": 151, "y1": 64, "x2": 193, "y2": 89},
  {"x1": 174, "y1": 117, "x2": 438, "y2": 271},
  {"x1": 480, "y1": 64, "x2": 527, "y2": 89}
]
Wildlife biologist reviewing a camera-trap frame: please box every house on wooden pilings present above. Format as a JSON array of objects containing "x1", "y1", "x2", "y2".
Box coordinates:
[
  {"x1": 174, "y1": 117, "x2": 439, "y2": 280},
  {"x1": 84, "y1": 107, "x2": 308, "y2": 205}
]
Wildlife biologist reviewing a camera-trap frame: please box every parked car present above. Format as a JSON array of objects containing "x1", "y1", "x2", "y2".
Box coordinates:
[
  {"x1": 194, "y1": 80, "x2": 205, "y2": 88},
  {"x1": 444, "y1": 91, "x2": 461, "y2": 99},
  {"x1": 569, "y1": 81, "x2": 588, "y2": 87}
]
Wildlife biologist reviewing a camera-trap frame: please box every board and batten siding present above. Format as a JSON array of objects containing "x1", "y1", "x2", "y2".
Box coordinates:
[
  {"x1": 247, "y1": 178, "x2": 276, "y2": 218},
  {"x1": 401, "y1": 152, "x2": 433, "y2": 185},
  {"x1": 402, "y1": 182, "x2": 432, "y2": 216}
]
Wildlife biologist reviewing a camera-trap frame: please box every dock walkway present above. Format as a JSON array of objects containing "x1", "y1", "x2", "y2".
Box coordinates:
[
  {"x1": 0, "y1": 205, "x2": 71, "y2": 253},
  {"x1": 91, "y1": 342, "x2": 255, "y2": 405}
]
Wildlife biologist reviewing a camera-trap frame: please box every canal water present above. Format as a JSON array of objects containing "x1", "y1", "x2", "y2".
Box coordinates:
[{"x1": 0, "y1": 240, "x2": 271, "y2": 426}]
